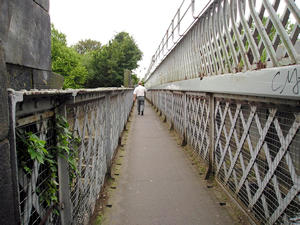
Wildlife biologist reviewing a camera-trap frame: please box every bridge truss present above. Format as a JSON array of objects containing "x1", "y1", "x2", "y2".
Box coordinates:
[
  {"x1": 145, "y1": 0, "x2": 300, "y2": 224},
  {"x1": 8, "y1": 88, "x2": 133, "y2": 225}
]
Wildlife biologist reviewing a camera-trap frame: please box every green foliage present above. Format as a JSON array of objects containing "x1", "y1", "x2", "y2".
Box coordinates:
[
  {"x1": 242, "y1": 16, "x2": 296, "y2": 64},
  {"x1": 17, "y1": 116, "x2": 80, "y2": 214},
  {"x1": 86, "y1": 32, "x2": 143, "y2": 88},
  {"x1": 51, "y1": 25, "x2": 143, "y2": 88},
  {"x1": 17, "y1": 130, "x2": 59, "y2": 213},
  {"x1": 123, "y1": 69, "x2": 131, "y2": 87},
  {"x1": 55, "y1": 115, "x2": 80, "y2": 182},
  {"x1": 95, "y1": 214, "x2": 103, "y2": 225},
  {"x1": 27, "y1": 133, "x2": 48, "y2": 164},
  {"x1": 131, "y1": 74, "x2": 139, "y2": 85},
  {"x1": 17, "y1": 131, "x2": 48, "y2": 175},
  {"x1": 51, "y1": 24, "x2": 88, "y2": 89},
  {"x1": 73, "y1": 39, "x2": 102, "y2": 55}
]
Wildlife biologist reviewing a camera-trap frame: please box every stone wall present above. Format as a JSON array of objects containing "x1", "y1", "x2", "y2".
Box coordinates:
[
  {"x1": 0, "y1": 0, "x2": 63, "y2": 224},
  {"x1": 0, "y1": 41, "x2": 19, "y2": 225},
  {"x1": 0, "y1": 0, "x2": 63, "y2": 90}
]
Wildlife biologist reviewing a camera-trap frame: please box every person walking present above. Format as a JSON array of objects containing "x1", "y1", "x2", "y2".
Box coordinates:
[{"x1": 133, "y1": 81, "x2": 147, "y2": 115}]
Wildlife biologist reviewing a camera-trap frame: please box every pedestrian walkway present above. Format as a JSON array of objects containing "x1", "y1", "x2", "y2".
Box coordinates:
[{"x1": 103, "y1": 102, "x2": 235, "y2": 225}]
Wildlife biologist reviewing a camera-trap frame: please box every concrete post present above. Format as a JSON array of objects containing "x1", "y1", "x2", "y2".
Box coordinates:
[{"x1": 56, "y1": 104, "x2": 72, "y2": 225}]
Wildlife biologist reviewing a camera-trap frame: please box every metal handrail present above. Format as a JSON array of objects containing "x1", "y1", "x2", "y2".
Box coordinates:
[{"x1": 145, "y1": 0, "x2": 300, "y2": 88}]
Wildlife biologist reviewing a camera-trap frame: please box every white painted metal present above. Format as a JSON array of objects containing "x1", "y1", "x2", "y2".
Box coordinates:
[
  {"x1": 146, "y1": 0, "x2": 299, "y2": 224},
  {"x1": 148, "y1": 90, "x2": 300, "y2": 224},
  {"x1": 145, "y1": 0, "x2": 300, "y2": 92},
  {"x1": 148, "y1": 65, "x2": 300, "y2": 99},
  {"x1": 11, "y1": 88, "x2": 133, "y2": 225}
]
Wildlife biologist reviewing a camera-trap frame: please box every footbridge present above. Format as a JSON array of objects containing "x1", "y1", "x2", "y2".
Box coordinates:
[{"x1": 3, "y1": 0, "x2": 300, "y2": 224}]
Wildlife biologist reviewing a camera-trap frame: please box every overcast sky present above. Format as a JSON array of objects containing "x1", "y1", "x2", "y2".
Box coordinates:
[{"x1": 49, "y1": 0, "x2": 187, "y2": 78}]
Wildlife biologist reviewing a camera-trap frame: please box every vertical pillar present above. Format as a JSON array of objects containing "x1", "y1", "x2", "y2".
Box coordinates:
[
  {"x1": 3, "y1": 93, "x2": 22, "y2": 225},
  {"x1": 159, "y1": 91, "x2": 162, "y2": 116},
  {"x1": 118, "y1": 92, "x2": 123, "y2": 145},
  {"x1": 205, "y1": 93, "x2": 215, "y2": 179},
  {"x1": 56, "y1": 104, "x2": 72, "y2": 225},
  {"x1": 163, "y1": 92, "x2": 167, "y2": 122},
  {"x1": 170, "y1": 91, "x2": 174, "y2": 130},
  {"x1": 105, "y1": 93, "x2": 112, "y2": 174},
  {"x1": 182, "y1": 92, "x2": 187, "y2": 146},
  {"x1": 117, "y1": 92, "x2": 122, "y2": 144},
  {"x1": 0, "y1": 43, "x2": 21, "y2": 225}
]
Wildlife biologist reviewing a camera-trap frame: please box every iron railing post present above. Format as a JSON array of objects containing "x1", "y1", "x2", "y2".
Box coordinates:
[
  {"x1": 4, "y1": 91, "x2": 23, "y2": 225},
  {"x1": 170, "y1": 91, "x2": 174, "y2": 130},
  {"x1": 105, "y1": 93, "x2": 112, "y2": 174},
  {"x1": 182, "y1": 92, "x2": 187, "y2": 146},
  {"x1": 205, "y1": 93, "x2": 215, "y2": 179},
  {"x1": 165, "y1": 92, "x2": 167, "y2": 115},
  {"x1": 163, "y1": 91, "x2": 167, "y2": 122},
  {"x1": 56, "y1": 103, "x2": 72, "y2": 225}
]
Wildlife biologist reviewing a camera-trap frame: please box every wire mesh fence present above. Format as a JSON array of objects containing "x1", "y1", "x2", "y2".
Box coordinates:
[
  {"x1": 10, "y1": 88, "x2": 133, "y2": 225},
  {"x1": 186, "y1": 93, "x2": 211, "y2": 162},
  {"x1": 66, "y1": 97, "x2": 107, "y2": 224},
  {"x1": 148, "y1": 89, "x2": 300, "y2": 225},
  {"x1": 16, "y1": 115, "x2": 60, "y2": 225}
]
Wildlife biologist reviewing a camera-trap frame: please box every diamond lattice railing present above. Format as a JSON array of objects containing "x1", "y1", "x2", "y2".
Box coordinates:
[
  {"x1": 186, "y1": 93, "x2": 210, "y2": 161},
  {"x1": 67, "y1": 97, "x2": 108, "y2": 224},
  {"x1": 214, "y1": 97, "x2": 300, "y2": 224},
  {"x1": 12, "y1": 89, "x2": 133, "y2": 225},
  {"x1": 145, "y1": 0, "x2": 300, "y2": 87},
  {"x1": 148, "y1": 89, "x2": 300, "y2": 224},
  {"x1": 173, "y1": 92, "x2": 186, "y2": 137},
  {"x1": 16, "y1": 116, "x2": 60, "y2": 225}
]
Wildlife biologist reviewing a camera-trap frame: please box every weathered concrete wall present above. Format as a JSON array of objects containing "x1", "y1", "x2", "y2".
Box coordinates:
[
  {"x1": 0, "y1": 41, "x2": 19, "y2": 225},
  {"x1": 0, "y1": 43, "x2": 9, "y2": 140},
  {"x1": 1, "y1": 0, "x2": 51, "y2": 71},
  {"x1": 6, "y1": 65, "x2": 64, "y2": 90},
  {"x1": 0, "y1": 0, "x2": 63, "y2": 91},
  {"x1": 0, "y1": 0, "x2": 62, "y2": 224}
]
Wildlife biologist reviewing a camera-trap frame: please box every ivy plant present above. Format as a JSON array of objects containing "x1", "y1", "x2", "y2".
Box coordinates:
[
  {"x1": 55, "y1": 115, "x2": 80, "y2": 182},
  {"x1": 17, "y1": 115, "x2": 80, "y2": 215}
]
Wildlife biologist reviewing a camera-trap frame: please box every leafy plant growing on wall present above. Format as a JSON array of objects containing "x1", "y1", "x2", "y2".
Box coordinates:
[{"x1": 17, "y1": 115, "x2": 80, "y2": 215}]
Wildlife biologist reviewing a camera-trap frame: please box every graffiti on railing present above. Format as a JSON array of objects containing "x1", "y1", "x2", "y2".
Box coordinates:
[{"x1": 272, "y1": 67, "x2": 300, "y2": 95}]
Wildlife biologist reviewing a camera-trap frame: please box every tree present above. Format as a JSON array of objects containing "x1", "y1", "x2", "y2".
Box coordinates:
[
  {"x1": 73, "y1": 39, "x2": 102, "y2": 55},
  {"x1": 85, "y1": 32, "x2": 143, "y2": 88},
  {"x1": 131, "y1": 74, "x2": 139, "y2": 85},
  {"x1": 51, "y1": 24, "x2": 88, "y2": 89}
]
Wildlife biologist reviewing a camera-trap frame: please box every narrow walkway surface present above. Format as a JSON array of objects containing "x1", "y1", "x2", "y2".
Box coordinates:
[{"x1": 103, "y1": 102, "x2": 234, "y2": 225}]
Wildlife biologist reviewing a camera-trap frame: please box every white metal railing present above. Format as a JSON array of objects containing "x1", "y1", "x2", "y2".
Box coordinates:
[
  {"x1": 145, "y1": 0, "x2": 300, "y2": 90},
  {"x1": 148, "y1": 90, "x2": 300, "y2": 225},
  {"x1": 147, "y1": 1, "x2": 300, "y2": 224},
  {"x1": 8, "y1": 88, "x2": 133, "y2": 225}
]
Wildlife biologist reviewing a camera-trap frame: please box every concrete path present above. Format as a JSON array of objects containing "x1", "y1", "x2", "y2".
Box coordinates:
[{"x1": 103, "y1": 102, "x2": 234, "y2": 225}]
